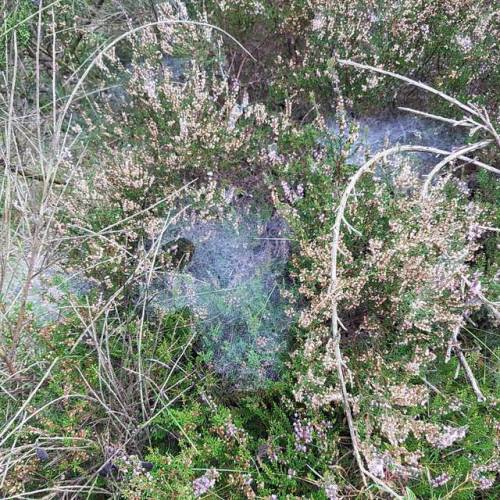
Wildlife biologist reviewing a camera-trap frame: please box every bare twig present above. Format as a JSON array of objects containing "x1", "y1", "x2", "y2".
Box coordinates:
[
  {"x1": 338, "y1": 59, "x2": 481, "y2": 119},
  {"x1": 422, "y1": 140, "x2": 495, "y2": 197},
  {"x1": 397, "y1": 107, "x2": 475, "y2": 128},
  {"x1": 445, "y1": 323, "x2": 485, "y2": 403},
  {"x1": 455, "y1": 348, "x2": 485, "y2": 402}
]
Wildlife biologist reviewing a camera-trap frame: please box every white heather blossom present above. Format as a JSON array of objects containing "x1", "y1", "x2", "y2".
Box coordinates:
[
  {"x1": 455, "y1": 34, "x2": 473, "y2": 52},
  {"x1": 143, "y1": 76, "x2": 157, "y2": 100},
  {"x1": 367, "y1": 455, "x2": 385, "y2": 478},
  {"x1": 389, "y1": 384, "x2": 429, "y2": 407},
  {"x1": 324, "y1": 482, "x2": 339, "y2": 499},
  {"x1": 427, "y1": 425, "x2": 468, "y2": 449},
  {"x1": 311, "y1": 13, "x2": 326, "y2": 32}
]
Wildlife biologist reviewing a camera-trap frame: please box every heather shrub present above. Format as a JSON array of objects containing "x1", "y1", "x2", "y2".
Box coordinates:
[
  {"x1": 271, "y1": 134, "x2": 499, "y2": 494},
  {"x1": 202, "y1": 0, "x2": 499, "y2": 113}
]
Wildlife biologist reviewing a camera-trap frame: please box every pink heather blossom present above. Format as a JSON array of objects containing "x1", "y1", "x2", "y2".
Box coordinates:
[
  {"x1": 477, "y1": 476, "x2": 494, "y2": 490},
  {"x1": 428, "y1": 425, "x2": 468, "y2": 449},
  {"x1": 431, "y1": 473, "x2": 451, "y2": 488},
  {"x1": 293, "y1": 417, "x2": 314, "y2": 452},
  {"x1": 193, "y1": 468, "x2": 219, "y2": 497}
]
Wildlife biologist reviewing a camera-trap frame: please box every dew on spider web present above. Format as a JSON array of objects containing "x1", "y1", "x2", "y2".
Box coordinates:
[{"x1": 144, "y1": 209, "x2": 293, "y2": 389}]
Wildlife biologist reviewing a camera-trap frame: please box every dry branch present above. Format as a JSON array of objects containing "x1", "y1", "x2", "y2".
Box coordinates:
[{"x1": 422, "y1": 140, "x2": 495, "y2": 197}]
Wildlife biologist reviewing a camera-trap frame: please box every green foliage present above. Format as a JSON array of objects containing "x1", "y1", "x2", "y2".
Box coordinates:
[{"x1": 0, "y1": 1, "x2": 35, "y2": 68}]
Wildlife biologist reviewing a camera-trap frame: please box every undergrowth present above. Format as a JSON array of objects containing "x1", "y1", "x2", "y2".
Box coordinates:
[{"x1": 0, "y1": 1, "x2": 498, "y2": 498}]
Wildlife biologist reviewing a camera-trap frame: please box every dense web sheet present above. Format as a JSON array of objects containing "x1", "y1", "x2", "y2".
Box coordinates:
[
  {"x1": 328, "y1": 112, "x2": 466, "y2": 173},
  {"x1": 3, "y1": 255, "x2": 92, "y2": 325},
  {"x1": 144, "y1": 212, "x2": 292, "y2": 389}
]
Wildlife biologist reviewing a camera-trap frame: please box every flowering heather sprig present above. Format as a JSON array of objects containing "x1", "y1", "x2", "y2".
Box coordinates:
[
  {"x1": 228, "y1": 472, "x2": 256, "y2": 498},
  {"x1": 324, "y1": 481, "x2": 339, "y2": 499},
  {"x1": 477, "y1": 475, "x2": 494, "y2": 490},
  {"x1": 281, "y1": 181, "x2": 304, "y2": 205},
  {"x1": 225, "y1": 422, "x2": 238, "y2": 438},
  {"x1": 389, "y1": 384, "x2": 429, "y2": 407},
  {"x1": 471, "y1": 461, "x2": 499, "y2": 490},
  {"x1": 431, "y1": 472, "x2": 451, "y2": 488},
  {"x1": 367, "y1": 454, "x2": 386, "y2": 478},
  {"x1": 427, "y1": 425, "x2": 468, "y2": 449},
  {"x1": 293, "y1": 416, "x2": 314, "y2": 452},
  {"x1": 214, "y1": 419, "x2": 248, "y2": 444},
  {"x1": 455, "y1": 34, "x2": 473, "y2": 53},
  {"x1": 192, "y1": 468, "x2": 219, "y2": 497}
]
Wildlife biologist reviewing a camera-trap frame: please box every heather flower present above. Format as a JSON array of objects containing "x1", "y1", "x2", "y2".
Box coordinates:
[
  {"x1": 472, "y1": 462, "x2": 498, "y2": 490},
  {"x1": 324, "y1": 481, "x2": 339, "y2": 499},
  {"x1": 367, "y1": 455, "x2": 385, "y2": 478},
  {"x1": 193, "y1": 468, "x2": 219, "y2": 497},
  {"x1": 293, "y1": 417, "x2": 314, "y2": 452},
  {"x1": 281, "y1": 181, "x2": 304, "y2": 205},
  {"x1": 431, "y1": 472, "x2": 451, "y2": 487},
  {"x1": 389, "y1": 384, "x2": 429, "y2": 407},
  {"x1": 477, "y1": 476, "x2": 494, "y2": 490},
  {"x1": 311, "y1": 13, "x2": 326, "y2": 32},
  {"x1": 455, "y1": 34, "x2": 473, "y2": 53},
  {"x1": 427, "y1": 425, "x2": 468, "y2": 449},
  {"x1": 225, "y1": 422, "x2": 238, "y2": 438}
]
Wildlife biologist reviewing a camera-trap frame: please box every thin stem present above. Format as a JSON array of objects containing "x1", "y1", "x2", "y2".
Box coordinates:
[
  {"x1": 422, "y1": 140, "x2": 494, "y2": 197},
  {"x1": 338, "y1": 59, "x2": 480, "y2": 118}
]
